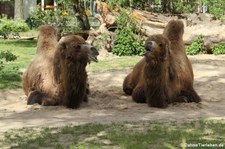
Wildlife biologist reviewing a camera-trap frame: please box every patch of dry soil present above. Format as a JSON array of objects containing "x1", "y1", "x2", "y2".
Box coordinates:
[{"x1": 0, "y1": 54, "x2": 225, "y2": 134}]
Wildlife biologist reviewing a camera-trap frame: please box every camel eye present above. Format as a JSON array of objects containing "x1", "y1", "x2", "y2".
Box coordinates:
[
  {"x1": 75, "y1": 44, "x2": 81, "y2": 49},
  {"x1": 61, "y1": 43, "x2": 68, "y2": 49},
  {"x1": 159, "y1": 43, "x2": 163, "y2": 47}
]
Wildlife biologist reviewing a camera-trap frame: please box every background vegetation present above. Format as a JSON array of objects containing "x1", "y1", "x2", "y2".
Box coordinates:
[
  {"x1": 112, "y1": 9, "x2": 144, "y2": 56},
  {"x1": 0, "y1": 16, "x2": 29, "y2": 39},
  {"x1": 186, "y1": 35, "x2": 225, "y2": 55},
  {"x1": 106, "y1": 0, "x2": 225, "y2": 20},
  {"x1": 0, "y1": 39, "x2": 36, "y2": 89},
  {"x1": 212, "y1": 44, "x2": 225, "y2": 55},
  {"x1": 186, "y1": 35, "x2": 205, "y2": 55}
]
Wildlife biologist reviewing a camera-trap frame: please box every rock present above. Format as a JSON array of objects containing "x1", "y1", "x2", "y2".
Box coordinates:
[
  {"x1": 102, "y1": 139, "x2": 112, "y2": 145},
  {"x1": 98, "y1": 23, "x2": 108, "y2": 34},
  {"x1": 105, "y1": 14, "x2": 117, "y2": 28},
  {"x1": 97, "y1": 131, "x2": 107, "y2": 137}
]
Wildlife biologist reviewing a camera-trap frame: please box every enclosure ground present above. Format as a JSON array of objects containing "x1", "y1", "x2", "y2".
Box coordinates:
[{"x1": 0, "y1": 54, "x2": 225, "y2": 134}]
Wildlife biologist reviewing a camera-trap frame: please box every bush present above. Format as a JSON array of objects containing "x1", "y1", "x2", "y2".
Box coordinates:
[
  {"x1": 112, "y1": 9, "x2": 144, "y2": 56},
  {"x1": 186, "y1": 35, "x2": 205, "y2": 55},
  {"x1": 27, "y1": 8, "x2": 69, "y2": 28},
  {"x1": 0, "y1": 17, "x2": 29, "y2": 39},
  {"x1": 106, "y1": 0, "x2": 146, "y2": 9},
  {"x1": 27, "y1": 7, "x2": 80, "y2": 32},
  {"x1": 212, "y1": 44, "x2": 225, "y2": 55},
  {"x1": 116, "y1": 9, "x2": 140, "y2": 33},
  {"x1": 173, "y1": 1, "x2": 196, "y2": 13},
  {"x1": 207, "y1": 0, "x2": 225, "y2": 20},
  {"x1": 0, "y1": 50, "x2": 17, "y2": 71},
  {"x1": 113, "y1": 27, "x2": 144, "y2": 56},
  {"x1": 186, "y1": 35, "x2": 225, "y2": 55}
]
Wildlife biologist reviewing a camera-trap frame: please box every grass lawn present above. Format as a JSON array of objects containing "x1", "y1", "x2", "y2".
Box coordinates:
[
  {"x1": 87, "y1": 55, "x2": 141, "y2": 72},
  {"x1": 0, "y1": 39, "x2": 37, "y2": 89},
  {"x1": 0, "y1": 120, "x2": 224, "y2": 149}
]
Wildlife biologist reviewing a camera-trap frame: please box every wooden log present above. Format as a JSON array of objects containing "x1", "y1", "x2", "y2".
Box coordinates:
[
  {"x1": 141, "y1": 20, "x2": 165, "y2": 28},
  {"x1": 131, "y1": 10, "x2": 165, "y2": 28}
]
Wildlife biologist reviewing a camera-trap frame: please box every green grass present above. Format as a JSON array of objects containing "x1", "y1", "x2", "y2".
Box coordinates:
[
  {"x1": 0, "y1": 120, "x2": 224, "y2": 149},
  {"x1": 0, "y1": 39, "x2": 141, "y2": 89},
  {"x1": 0, "y1": 39, "x2": 37, "y2": 89},
  {"x1": 87, "y1": 56, "x2": 141, "y2": 72}
]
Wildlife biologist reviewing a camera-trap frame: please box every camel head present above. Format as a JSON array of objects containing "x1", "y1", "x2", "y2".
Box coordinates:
[
  {"x1": 58, "y1": 35, "x2": 99, "y2": 64},
  {"x1": 144, "y1": 34, "x2": 170, "y2": 63}
]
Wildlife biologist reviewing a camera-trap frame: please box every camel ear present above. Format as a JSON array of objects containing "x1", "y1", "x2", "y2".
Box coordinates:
[{"x1": 58, "y1": 42, "x2": 67, "y2": 58}]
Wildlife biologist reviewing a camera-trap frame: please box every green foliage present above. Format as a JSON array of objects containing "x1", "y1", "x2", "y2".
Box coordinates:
[
  {"x1": 106, "y1": 0, "x2": 225, "y2": 20},
  {"x1": 27, "y1": 7, "x2": 68, "y2": 28},
  {"x1": 171, "y1": 0, "x2": 225, "y2": 17},
  {"x1": 186, "y1": 35, "x2": 225, "y2": 55},
  {"x1": 106, "y1": 0, "x2": 130, "y2": 7},
  {"x1": 106, "y1": 0, "x2": 225, "y2": 19},
  {"x1": 93, "y1": 33, "x2": 110, "y2": 50},
  {"x1": 107, "y1": 0, "x2": 146, "y2": 9},
  {"x1": 0, "y1": 49, "x2": 20, "y2": 88},
  {"x1": 0, "y1": 50, "x2": 17, "y2": 62},
  {"x1": 27, "y1": 7, "x2": 80, "y2": 32},
  {"x1": 172, "y1": 0, "x2": 225, "y2": 19},
  {"x1": 0, "y1": 39, "x2": 36, "y2": 89},
  {"x1": 206, "y1": 0, "x2": 225, "y2": 20},
  {"x1": 173, "y1": 1, "x2": 196, "y2": 13},
  {"x1": 113, "y1": 28, "x2": 144, "y2": 56},
  {"x1": 212, "y1": 44, "x2": 225, "y2": 55},
  {"x1": 0, "y1": 50, "x2": 17, "y2": 71},
  {"x1": 116, "y1": 9, "x2": 139, "y2": 32},
  {"x1": 112, "y1": 9, "x2": 144, "y2": 56},
  {"x1": 186, "y1": 35, "x2": 205, "y2": 55},
  {"x1": 0, "y1": 16, "x2": 29, "y2": 39}
]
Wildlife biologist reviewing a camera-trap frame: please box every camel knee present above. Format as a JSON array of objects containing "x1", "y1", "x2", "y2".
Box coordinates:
[
  {"x1": 27, "y1": 90, "x2": 43, "y2": 105},
  {"x1": 132, "y1": 87, "x2": 146, "y2": 103}
]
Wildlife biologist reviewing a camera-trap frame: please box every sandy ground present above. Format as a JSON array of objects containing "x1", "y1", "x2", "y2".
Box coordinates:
[{"x1": 0, "y1": 54, "x2": 225, "y2": 134}]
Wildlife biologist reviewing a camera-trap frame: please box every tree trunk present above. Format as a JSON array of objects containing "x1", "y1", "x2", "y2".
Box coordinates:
[
  {"x1": 161, "y1": 0, "x2": 171, "y2": 13},
  {"x1": 14, "y1": 0, "x2": 24, "y2": 19},
  {"x1": 72, "y1": 0, "x2": 90, "y2": 30}
]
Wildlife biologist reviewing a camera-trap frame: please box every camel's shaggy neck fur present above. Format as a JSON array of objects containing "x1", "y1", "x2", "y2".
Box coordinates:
[
  {"x1": 144, "y1": 57, "x2": 173, "y2": 108},
  {"x1": 61, "y1": 61, "x2": 88, "y2": 108}
]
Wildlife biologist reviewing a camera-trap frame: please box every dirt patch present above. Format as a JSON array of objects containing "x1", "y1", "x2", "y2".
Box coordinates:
[{"x1": 0, "y1": 54, "x2": 225, "y2": 134}]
